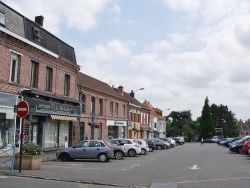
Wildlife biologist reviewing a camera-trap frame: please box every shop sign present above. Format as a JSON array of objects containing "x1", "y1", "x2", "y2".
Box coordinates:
[
  {"x1": 26, "y1": 98, "x2": 80, "y2": 115},
  {"x1": 115, "y1": 121, "x2": 127, "y2": 126}
]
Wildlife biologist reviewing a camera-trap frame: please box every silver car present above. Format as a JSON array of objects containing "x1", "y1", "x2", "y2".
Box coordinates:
[{"x1": 56, "y1": 140, "x2": 114, "y2": 162}]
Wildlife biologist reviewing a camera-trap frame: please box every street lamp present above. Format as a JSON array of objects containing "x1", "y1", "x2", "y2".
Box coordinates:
[{"x1": 129, "y1": 88, "x2": 144, "y2": 138}]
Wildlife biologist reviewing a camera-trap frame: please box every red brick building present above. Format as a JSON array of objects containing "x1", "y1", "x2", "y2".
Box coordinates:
[
  {"x1": 79, "y1": 73, "x2": 129, "y2": 140},
  {"x1": 0, "y1": 2, "x2": 80, "y2": 150}
]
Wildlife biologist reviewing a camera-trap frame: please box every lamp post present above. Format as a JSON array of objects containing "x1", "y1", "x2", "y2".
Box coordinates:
[{"x1": 129, "y1": 88, "x2": 144, "y2": 139}]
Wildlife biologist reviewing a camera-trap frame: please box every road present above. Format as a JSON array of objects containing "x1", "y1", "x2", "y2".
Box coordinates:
[{"x1": 1, "y1": 143, "x2": 250, "y2": 188}]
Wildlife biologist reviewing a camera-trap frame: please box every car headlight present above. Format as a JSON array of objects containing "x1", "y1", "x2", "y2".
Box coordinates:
[{"x1": 231, "y1": 144, "x2": 236, "y2": 148}]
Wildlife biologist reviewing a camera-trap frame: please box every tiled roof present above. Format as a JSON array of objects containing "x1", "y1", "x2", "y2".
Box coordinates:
[
  {"x1": 143, "y1": 100, "x2": 160, "y2": 117},
  {"x1": 115, "y1": 89, "x2": 150, "y2": 111},
  {"x1": 79, "y1": 72, "x2": 127, "y2": 101}
]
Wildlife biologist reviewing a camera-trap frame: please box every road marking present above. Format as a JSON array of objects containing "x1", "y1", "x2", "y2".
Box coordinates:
[
  {"x1": 170, "y1": 176, "x2": 250, "y2": 184},
  {"x1": 188, "y1": 164, "x2": 200, "y2": 170}
]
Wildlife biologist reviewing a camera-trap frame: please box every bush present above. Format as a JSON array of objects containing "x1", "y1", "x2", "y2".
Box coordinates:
[{"x1": 22, "y1": 142, "x2": 41, "y2": 156}]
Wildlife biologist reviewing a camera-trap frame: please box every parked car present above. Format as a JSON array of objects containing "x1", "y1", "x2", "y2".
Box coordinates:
[
  {"x1": 225, "y1": 137, "x2": 242, "y2": 147},
  {"x1": 229, "y1": 136, "x2": 250, "y2": 153},
  {"x1": 159, "y1": 138, "x2": 176, "y2": 148},
  {"x1": 175, "y1": 137, "x2": 185, "y2": 145},
  {"x1": 151, "y1": 138, "x2": 169, "y2": 150},
  {"x1": 203, "y1": 138, "x2": 216, "y2": 143},
  {"x1": 111, "y1": 138, "x2": 141, "y2": 157},
  {"x1": 242, "y1": 140, "x2": 250, "y2": 154},
  {"x1": 144, "y1": 139, "x2": 155, "y2": 152},
  {"x1": 108, "y1": 141, "x2": 126, "y2": 160},
  {"x1": 171, "y1": 137, "x2": 181, "y2": 145},
  {"x1": 56, "y1": 140, "x2": 114, "y2": 162},
  {"x1": 132, "y1": 139, "x2": 149, "y2": 155}
]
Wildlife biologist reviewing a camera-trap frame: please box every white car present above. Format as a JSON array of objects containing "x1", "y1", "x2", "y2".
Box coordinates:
[
  {"x1": 132, "y1": 139, "x2": 150, "y2": 155},
  {"x1": 167, "y1": 138, "x2": 176, "y2": 148},
  {"x1": 111, "y1": 138, "x2": 141, "y2": 157}
]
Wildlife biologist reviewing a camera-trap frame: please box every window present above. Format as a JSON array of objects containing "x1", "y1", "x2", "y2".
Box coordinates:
[
  {"x1": 64, "y1": 74, "x2": 70, "y2": 96},
  {"x1": 30, "y1": 60, "x2": 39, "y2": 88},
  {"x1": 123, "y1": 105, "x2": 126, "y2": 118},
  {"x1": 91, "y1": 97, "x2": 95, "y2": 113},
  {"x1": 98, "y1": 99, "x2": 103, "y2": 115},
  {"x1": 110, "y1": 102, "x2": 113, "y2": 116},
  {"x1": 32, "y1": 27, "x2": 43, "y2": 43},
  {"x1": 45, "y1": 66, "x2": 53, "y2": 92},
  {"x1": 80, "y1": 94, "x2": 86, "y2": 113},
  {"x1": 115, "y1": 103, "x2": 118, "y2": 117},
  {"x1": 9, "y1": 53, "x2": 19, "y2": 83},
  {"x1": 0, "y1": 12, "x2": 5, "y2": 26}
]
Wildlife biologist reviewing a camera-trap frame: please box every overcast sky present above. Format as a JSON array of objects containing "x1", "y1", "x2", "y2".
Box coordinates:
[{"x1": 3, "y1": 0, "x2": 250, "y2": 120}]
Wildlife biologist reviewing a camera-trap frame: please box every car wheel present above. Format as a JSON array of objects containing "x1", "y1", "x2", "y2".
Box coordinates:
[
  {"x1": 128, "y1": 149, "x2": 136, "y2": 157},
  {"x1": 156, "y1": 145, "x2": 162, "y2": 150},
  {"x1": 171, "y1": 144, "x2": 174, "y2": 148},
  {"x1": 141, "y1": 148, "x2": 147, "y2": 155},
  {"x1": 98, "y1": 154, "x2": 108, "y2": 162},
  {"x1": 149, "y1": 147, "x2": 153, "y2": 152},
  {"x1": 60, "y1": 153, "x2": 70, "y2": 161},
  {"x1": 114, "y1": 151, "x2": 123, "y2": 160}
]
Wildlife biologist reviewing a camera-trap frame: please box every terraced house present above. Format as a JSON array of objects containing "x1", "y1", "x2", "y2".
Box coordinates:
[
  {"x1": 0, "y1": 1, "x2": 81, "y2": 150},
  {"x1": 78, "y1": 73, "x2": 129, "y2": 140}
]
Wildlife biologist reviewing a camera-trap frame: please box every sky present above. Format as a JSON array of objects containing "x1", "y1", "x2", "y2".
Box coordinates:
[{"x1": 3, "y1": 0, "x2": 250, "y2": 120}]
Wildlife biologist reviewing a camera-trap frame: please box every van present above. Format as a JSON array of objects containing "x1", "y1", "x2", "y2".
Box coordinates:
[{"x1": 176, "y1": 137, "x2": 185, "y2": 145}]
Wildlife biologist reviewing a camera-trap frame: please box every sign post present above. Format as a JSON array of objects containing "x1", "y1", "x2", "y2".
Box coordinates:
[{"x1": 16, "y1": 101, "x2": 29, "y2": 173}]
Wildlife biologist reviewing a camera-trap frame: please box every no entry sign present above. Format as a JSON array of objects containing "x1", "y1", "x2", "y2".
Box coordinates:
[{"x1": 16, "y1": 101, "x2": 29, "y2": 118}]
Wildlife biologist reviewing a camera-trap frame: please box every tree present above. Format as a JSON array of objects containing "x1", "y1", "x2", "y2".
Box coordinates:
[
  {"x1": 211, "y1": 104, "x2": 239, "y2": 137},
  {"x1": 199, "y1": 97, "x2": 215, "y2": 139}
]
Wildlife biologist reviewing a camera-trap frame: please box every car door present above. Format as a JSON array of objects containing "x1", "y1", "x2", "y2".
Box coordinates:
[
  {"x1": 86, "y1": 140, "x2": 102, "y2": 159},
  {"x1": 70, "y1": 141, "x2": 88, "y2": 159}
]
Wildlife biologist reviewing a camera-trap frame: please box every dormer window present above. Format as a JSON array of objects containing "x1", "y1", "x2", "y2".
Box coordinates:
[
  {"x1": 0, "y1": 11, "x2": 5, "y2": 26},
  {"x1": 32, "y1": 27, "x2": 43, "y2": 42}
]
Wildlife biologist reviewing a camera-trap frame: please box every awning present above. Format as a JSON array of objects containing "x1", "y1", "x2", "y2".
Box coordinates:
[{"x1": 50, "y1": 115, "x2": 77, "y2": 121}]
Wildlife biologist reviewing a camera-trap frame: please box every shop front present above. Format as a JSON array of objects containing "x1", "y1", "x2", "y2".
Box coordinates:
[
  {"x1": 107, "y1": 120, "x2": 127, "y2": 139},
  {"x1": 24, "y1": 96, "x2": 80, "y2": 150},
  {"x1": 0, "y1": 92, "x2": 18, "y2": 149}
]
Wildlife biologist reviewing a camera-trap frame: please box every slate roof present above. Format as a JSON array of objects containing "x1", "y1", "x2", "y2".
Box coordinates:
[{"x1": 79, "y1": 72, "x2": 128, "y2": 101}]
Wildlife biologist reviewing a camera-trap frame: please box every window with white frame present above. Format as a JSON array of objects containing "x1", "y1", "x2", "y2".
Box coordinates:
[
  {"x1": 45, "y1": 66, "x2": 53, "y2": 92},
  {"x1": 30, "y1": 60, "x2": 39, "y2": 88},
  {"x1": 0, "y1": 11, "x2": 5, "y2": 26},
  {"x1": 9, "y1": 53, "x2": 19, "y2": 83}
]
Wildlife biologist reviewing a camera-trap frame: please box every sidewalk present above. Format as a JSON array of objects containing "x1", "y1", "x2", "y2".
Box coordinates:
[{"x1": 41, "y1": 150, "x2": 58, "y2": 162}]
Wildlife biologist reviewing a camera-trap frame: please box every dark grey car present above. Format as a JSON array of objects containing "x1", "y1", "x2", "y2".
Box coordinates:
[{"x1": 56, "y1": 140, "x2": 114, "y2": 162}]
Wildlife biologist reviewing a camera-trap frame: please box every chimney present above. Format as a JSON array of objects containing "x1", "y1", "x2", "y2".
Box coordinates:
[
  {"x1": 118, "y1": 85, "x2": 123, "y2": 94},
  {"x1": 130, "y1": 90, "x2": 135, "y2": 98},
  {"x1": 35, "y1": 16, "x2": 44, "y2": 27}
]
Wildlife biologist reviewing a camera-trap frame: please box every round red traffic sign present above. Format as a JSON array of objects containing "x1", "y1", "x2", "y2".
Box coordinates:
[{"x1": 16, "y1": 101, "x2": 29, "y2": 118}]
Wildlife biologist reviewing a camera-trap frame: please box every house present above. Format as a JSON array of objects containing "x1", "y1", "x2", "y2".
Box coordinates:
[
  {"x1": 143, "y1": 100, "x2": 166, "y2": 138},
  {"x1": 117, "y1": 86, "x2": 150, "y2": 139},
  {"x1": 0, "y1": 2, "x2": 81, "y2": 150},
  {"x1": 79, "y1": 73, "x2": 129, "y2": 140}
]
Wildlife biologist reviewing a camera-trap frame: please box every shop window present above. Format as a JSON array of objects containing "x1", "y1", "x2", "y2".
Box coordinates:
[
  {"x1": 30, "y1": 60, "x2": 39, "y2": 88},
  {"x1": 110, "y1": 102, "x2": 113, "y2": 116},
  {"x1": 9, "y1": 53, "x2": 20, "y2": 83},
  {"x1": 64, "y1": 74, "x2": 70, "y2": 96},
  {"x1": 98, "y1": 99, "x2": 103, "y2": 115},
  {"x1": 0, "y1": 12, "x2": 5, "y2": 26},
  {"x1": 98, "y1": 123, "x2": 102, "y2": 139},
  {"x1": 45, "y1": 66, "x2": 53, "y2": 92}
]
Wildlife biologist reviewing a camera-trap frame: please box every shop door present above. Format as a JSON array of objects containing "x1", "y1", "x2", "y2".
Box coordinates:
[{"x1": 31, "y1": 123, "x2": 38, "y2": 145}]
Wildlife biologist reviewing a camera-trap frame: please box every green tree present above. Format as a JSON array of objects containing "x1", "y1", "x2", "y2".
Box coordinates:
[
  {"x1": 199, "y1": 97, "x2": 215, "y2": 139},
  {"x1": 211, "y1": 104, "x2": 239, "y2": 137}
]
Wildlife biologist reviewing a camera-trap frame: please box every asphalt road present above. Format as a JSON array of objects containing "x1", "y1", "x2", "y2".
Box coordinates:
[{"x1": 1, "y1": 143, "x2": 250, "y2": 188}]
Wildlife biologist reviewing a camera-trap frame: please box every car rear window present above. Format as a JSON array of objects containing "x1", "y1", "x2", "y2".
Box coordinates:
[{"x1": 103, "y1": 140, "x2": 112, "y2": 148}]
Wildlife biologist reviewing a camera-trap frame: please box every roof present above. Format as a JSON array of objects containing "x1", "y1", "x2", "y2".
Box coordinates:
[
  {"x1": 79, "y1": 72, "x2": 128, "y2": 101},
  {"x1": 143, "y1": 100, "x2": 161, "y2": 118}
]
